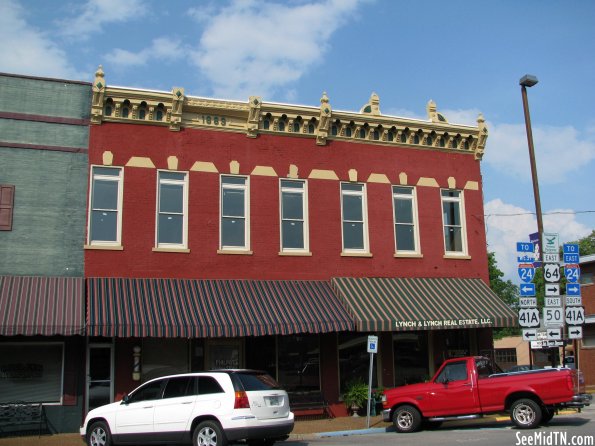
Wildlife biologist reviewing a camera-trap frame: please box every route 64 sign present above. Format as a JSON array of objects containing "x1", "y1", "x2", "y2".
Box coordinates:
[{"x1": 518, "y1": 264, "x2": 535, "y2": 283}]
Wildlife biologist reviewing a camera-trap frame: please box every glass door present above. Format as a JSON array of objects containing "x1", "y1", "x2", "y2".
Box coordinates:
[{"x1": 86, "y1": 343, "x2": 114, "y2": 413}]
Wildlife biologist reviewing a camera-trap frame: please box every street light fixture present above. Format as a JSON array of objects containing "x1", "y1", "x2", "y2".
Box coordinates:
[{"x1": 520, "y1": 74, "x2": 543, "y2": 369}]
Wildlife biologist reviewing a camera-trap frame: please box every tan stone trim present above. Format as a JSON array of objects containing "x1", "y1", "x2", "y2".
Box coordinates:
[
  {"x1": 217, "y1": 249, "x2": 254, "y2": 255},
  {"x1": 394, "y1": 253, "x2": 424, "y2": 258},
  {"x1": 308, "y1": 169, "x2": 339, "y2": 180},
  {"x1": 251, "y1": 166, "x2": 278, "y2": 177},
  {"x1": 167, "y1": 156, "x2": 179, "y2": 170},
  {"x1": 287, "y1": 164, "x2": 299, "y2": 179},
  {"x1": 416, "y1": 177, "x2": 439, "y2": 187},
  {"x1": 367, "y1": 173, "x2": 390, "y2": 184},
  {"x1": 348, "y1": 169, "x2": 358, "y2": 182},
  {"x1": 229, "y1": 160, "x2": 240, "y2": 174},
  {"x1": 448, "y1": 177, "x2": 456, "y2": 189},
  {"x1": 464, "y1": 181, "x2": 479, "y2": 191},
  {"x1": 126, "y1": 157, "x2": 155, "y2": 168},
  {"x1": 152, "y1": 247, "x2": 190, "y2": 253},
  {"x1": 102, "y1": 151, "x2": 113, "y2": 165},
  {"x1": 190, "y1": 161, "x2": 218, "y2": 173},
  {"x1": 341, "y1": 252, "x2": 373, "y2": 257},
  {"x1": 278, "y1": 251, "x2": 313, "y2": 256},
  {"x1": 84, "y1": 244, "x2": 124, "y2": 251},
  {"x1": 399, "y1": 172, "x2": 408, "y2": 185},
  {"x1": 443, "y1": 254, "x2": 472, "y2": 260}
]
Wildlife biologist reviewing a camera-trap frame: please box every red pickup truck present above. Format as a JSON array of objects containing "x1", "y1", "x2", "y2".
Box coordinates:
[{"x1": 382, "y1": 356, "x2": 591, "y2": 433}]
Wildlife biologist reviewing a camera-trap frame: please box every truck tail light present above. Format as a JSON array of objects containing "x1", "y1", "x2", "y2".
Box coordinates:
[
  {"x1": 234, "y1": 391, "x2": 250, "y2": 409},
  {"x1": 566, "y1": 375, "x2": 574, "y2": 393}
]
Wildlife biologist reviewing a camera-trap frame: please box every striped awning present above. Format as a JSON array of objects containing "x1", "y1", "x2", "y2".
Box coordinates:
[
  {"x1": 87, "y1": 278, "x2": 354, "y2": 337},
  {"x1": 0, "y1": 275, "x2": 85, "y2": 336},
  {"x1": 331, "y1": 277, "x2": 517, "y2": 332}
]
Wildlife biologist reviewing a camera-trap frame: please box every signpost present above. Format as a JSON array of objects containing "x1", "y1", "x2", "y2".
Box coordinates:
[{"x1": 366, "y1": 335, "x2": 378, "y2": 428}]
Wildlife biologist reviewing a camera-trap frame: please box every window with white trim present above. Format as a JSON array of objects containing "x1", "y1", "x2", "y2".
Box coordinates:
[
  {"x1": 340, "y1": 183, "x2": 369, "y2": 253},
  {"x1": 392, "y1": 186, "x2": 419, "y2": 253},
  {"x1": 280, "y1": 179, "x2": 308, "y2": 252},
  {"x1": 88, "y1": 166, "x2": 123, "y2": 245},
  {"x1": 220, "y1": 175, "x2": 249, "y2": 250},
  {"x1": 156, "y1": 171, "x2": 188, "y2": 248},
  {"x1": 441, "y1": 189, "x2": 467, "y2": 254}
]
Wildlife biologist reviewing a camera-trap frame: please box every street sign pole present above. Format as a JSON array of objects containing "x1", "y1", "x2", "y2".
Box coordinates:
[{"x1": 366, "y1": 335, "x2": 378, "y2": 429}]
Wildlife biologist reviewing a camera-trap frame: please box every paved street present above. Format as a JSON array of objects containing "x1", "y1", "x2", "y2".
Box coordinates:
[{"x1": 286, "y1": 406, "x2": 595, "y2": 446}]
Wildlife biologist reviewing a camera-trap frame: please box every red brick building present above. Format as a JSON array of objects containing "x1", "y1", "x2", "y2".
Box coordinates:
[{"x1": 83, "y1": 67, "x2": 515, "y2": 416}]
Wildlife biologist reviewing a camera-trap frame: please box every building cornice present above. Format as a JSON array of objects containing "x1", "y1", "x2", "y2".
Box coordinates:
[{"x1": 90, "y1": 66, "x2": 488, "y2": 160}]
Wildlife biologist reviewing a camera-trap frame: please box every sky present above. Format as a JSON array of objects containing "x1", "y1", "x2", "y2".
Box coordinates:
[{"x1": 1, "y1": 0, "x2": 594, "y2": 282}]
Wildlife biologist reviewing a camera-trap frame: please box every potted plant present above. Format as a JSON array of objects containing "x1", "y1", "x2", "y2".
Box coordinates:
[{"x1": 342, "y1": 379, "x2": 368, "y2": 417}]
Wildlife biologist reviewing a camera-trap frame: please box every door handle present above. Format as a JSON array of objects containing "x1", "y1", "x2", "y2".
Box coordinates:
[
  {"x1": 181, "y1": 402, "x2": 193, "y2": 405},
  {"x1": 143, "y1": 406, "x2": 153, "y2": 409}
]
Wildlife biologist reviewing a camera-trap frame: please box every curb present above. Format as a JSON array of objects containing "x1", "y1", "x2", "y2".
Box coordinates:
[{"x1": 316, "y1": 426, "x2": 391, "y2": 438}]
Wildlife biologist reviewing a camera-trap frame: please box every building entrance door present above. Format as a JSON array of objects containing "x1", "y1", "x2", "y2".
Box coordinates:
[
  {"x1": 86, "y1": 343, "x2": 114, "y2": 413},
  {"x1": 205, "y1": 339, "x2": 244, "y2": 369}
]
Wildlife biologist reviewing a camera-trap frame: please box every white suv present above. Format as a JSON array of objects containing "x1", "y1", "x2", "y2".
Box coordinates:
[{"x1": 80, "y1": 370, "x2": 294, "y2": 446}]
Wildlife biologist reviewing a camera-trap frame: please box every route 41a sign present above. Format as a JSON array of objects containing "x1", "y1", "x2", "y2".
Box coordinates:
[
  {"x1": 518, "y1": 308, "x2": 540, "y2": 328},
  {"x1": 565, "y1": 307, "x2": 585, "y2": 326}
]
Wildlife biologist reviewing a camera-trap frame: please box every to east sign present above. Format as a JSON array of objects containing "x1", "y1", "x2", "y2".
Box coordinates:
[
  {"x1": 565, "y1": 307, "x2": 585, "y2": 325},
  {"x1": 519, "y1": 308, "x2": 540, "y2": 328}
]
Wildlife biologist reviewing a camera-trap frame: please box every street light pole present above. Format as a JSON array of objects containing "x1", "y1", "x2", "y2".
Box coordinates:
[{"x1": 520, "y1": 74, "x2": 543, "y2": 369}]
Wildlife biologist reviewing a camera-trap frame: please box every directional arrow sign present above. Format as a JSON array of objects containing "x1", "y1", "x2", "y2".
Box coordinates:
[
  {"x1": 522, "y1": 329, "x2": 537, "y2": 341},
  {"x1": 565, "y1": 306, "x2": 585, "y2": 325},
  {"x1": 545, "y1": 284, "x2": 560, "y2": 296},
  {"x1": 566, "y1": 284, "x2": 581, "y2": 296},
  {"x1": 518, "y1": 308, "x2": 540, "y2": 328},
  {"x1": 547, "y1": 327, "x2": 562, "y2": 340},
  {"x1": 568, "y1": 326, "x2": 583, "y2": 340},
  {"x1": 520, "y1": 283, "x2": 536, "y2": 297}
]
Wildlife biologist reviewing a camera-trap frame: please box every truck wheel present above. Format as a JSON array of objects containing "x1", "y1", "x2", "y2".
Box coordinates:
[
  {"x1": 392, "y1": 405, "x2": 422, "y2": 433},
  {"x1": 87, "y1": 421, "x2": 112, "y2": 446},
  {"x1": 510, "y1": 398, "x2": 542, "y2": 429},
  {"x1": 540, "y1": 408, "x2": 555, "y2": 424},
  {"x1": 193, "y1": 420, "x2": 227, "y2": 446}
]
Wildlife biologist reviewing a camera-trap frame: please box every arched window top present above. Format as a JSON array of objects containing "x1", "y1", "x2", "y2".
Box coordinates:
[
  {"x1": 155, "y1": 103, "x2": 165, "y2": 121},
  {"x1": 263, "y1": 113, "x2": 272, "y2": 130},
  {"x1": 308, "y1": 118, "x2": 316, "y2": 134},
  {"x1": 104, "y1": 98, "x2": 114, "y2": 117}
]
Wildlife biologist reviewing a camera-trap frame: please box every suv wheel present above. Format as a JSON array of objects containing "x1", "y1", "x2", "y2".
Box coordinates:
[
  {"x1": 87, "y1": 421, "x2": 112, "y2": 446},
  {"x1": 193, "y1": 420, "x2": 227, "y2": 446}
]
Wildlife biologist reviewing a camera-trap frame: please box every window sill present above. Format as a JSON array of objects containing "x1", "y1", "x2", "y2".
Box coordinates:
[
  {"x1": 279, "y1": 251, "x2": 312, "y2": 256},
  {"x1": 394, "y1": 252, "x2": 423, "y2": 258},
  {"x1": 443, "y1": 253, "x2": 471, "y2": 260},
  {"x1": 341, "y1": 252, "x2": 373, "y2": 258},
  {"x1": 84, "y1": 244, "x2": 124, "y2": 251},
  {"x1": 152, "y1": 247, "x2": 190, "y2": 253},
  {"x1": 217, "y1": 249, "x2": 253, "y2": 255}
]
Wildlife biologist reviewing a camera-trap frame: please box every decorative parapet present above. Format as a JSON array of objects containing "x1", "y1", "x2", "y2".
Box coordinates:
[{"x1": 90, "y1": 67, "x2": 488, "y2": 159}]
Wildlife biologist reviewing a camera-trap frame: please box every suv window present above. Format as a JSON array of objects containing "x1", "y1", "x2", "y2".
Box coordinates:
[
  {"x1": 198, "y1": 376, "x2": 224, "y2": 395},
  {"x1": 236, "y1": 372, "x2": 281, "y2": 391},
  {"x1": 163, "y1": 376, "x2": 193, "y2": 399},
  {"x1": 128, "y1": 380, "x2": 164, "y2": 403}
]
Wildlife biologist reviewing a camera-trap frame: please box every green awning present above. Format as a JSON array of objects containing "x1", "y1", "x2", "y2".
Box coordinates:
[{"x1": 331, "y1": 277, "x2": 517, "y2": 332}]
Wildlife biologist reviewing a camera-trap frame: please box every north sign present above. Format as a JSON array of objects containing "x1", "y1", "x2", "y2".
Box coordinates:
[{"x1": 519, "y1": 297, "x2": 537, "y2": 308}]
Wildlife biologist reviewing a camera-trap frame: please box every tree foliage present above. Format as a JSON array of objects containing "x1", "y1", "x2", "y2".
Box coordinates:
[
  {"x1": 488, "y1": 252, "x2": 521, "y2": 339},
  {"x1": 563, "y1": 230, "x2": 595, "y2": 256}
]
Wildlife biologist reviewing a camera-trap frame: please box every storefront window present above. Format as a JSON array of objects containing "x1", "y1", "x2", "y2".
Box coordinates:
[
  {"x1": 277, "y1": 335, "x2": 320, "y2": 392},
  {"x1": 338, "y1": 334, "x2": 377, "y2": 394},
  {"x1": 0, "y1": 343, "x2": 63, "y2": 403},
  {"x1": 393, "y1": 332, "x2": 429, "y2": 386},
  {"x1": 245, "y1": 336, "x2": 276, "y2": 378},
  {"x1": 142, "y1": 339, "x2": 189, "y2": 382}
]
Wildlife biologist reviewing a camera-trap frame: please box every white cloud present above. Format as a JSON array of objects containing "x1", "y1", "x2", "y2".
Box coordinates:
[
  {"x1": 485, "y1": 199, "x2": 590, "y2": 282},
  {"x1": 189, "y1": 0, "x2": 369, "y2": 100},
  {"x1": 60, "y1": 0, "x2": 146, "y2": 39},
  {"x1": 0, "y1": 0, "x2": 81, "y2": 79},
  {"x1": 107, "y1": 38, "x2": 184, "y2": 68},
  {"x1": 484, "y1": 123, "x2": 595, "y2": 183}
]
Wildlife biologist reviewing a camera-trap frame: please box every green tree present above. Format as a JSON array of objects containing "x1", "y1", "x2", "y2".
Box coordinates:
[
  {"x1": 563, "y1": 230, "x2": 595, "y2": 256},
  {"x1": 488, "y1": 252, "x2": 521, "y2": 339}
]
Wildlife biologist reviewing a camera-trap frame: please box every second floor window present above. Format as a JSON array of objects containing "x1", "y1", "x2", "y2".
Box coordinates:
[
  {"x1": 280, "y1": 179, "x2": 308, "y2": 252},
  {"x1": 341, "y1": 183, "x2": 368, "y2": 253},
  {"x1": 88, "y1": 166, "x2": 123, "y2": 245},
  {"x1": 392, "y1": 186, "x2": 419, "y2": 253},
  {"x1": 156, "y1": 171, "x2": 188, "y2": 248},
  {"x1": 220, "y1": 175, "x2": 249, "y2": 250},
  {"x1": 441, "y1": 189, "x2": 466, "y2": 254}
]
